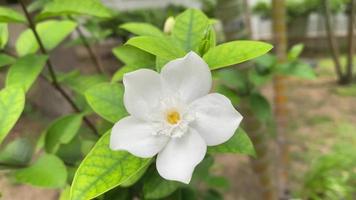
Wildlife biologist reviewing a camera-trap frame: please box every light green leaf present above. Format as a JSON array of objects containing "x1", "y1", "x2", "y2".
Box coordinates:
[
  {"x1": 70, "y1": 131, "x2": 152, "y2": 200},
  {"x1": 111, "y1": 65, "x2": 140, "y2": 83},
  {"x1": 112, "y1": 45, "x2": 155, "y2": 67},
  {"x1": 0, "y1": 23, "x2": 9, "y2": 49},
  {"x1": 126, "y1": 36, "x2": 186, "y2": 61},
  {"x1": 121, "y1": 160, "x2": 151, "y2": 187},
  {"x1": 38, "y1": 0, "x2": 112, "y2": 19},
  {"x1": 208, "y1": 129, "x2": 256, "y2": 156},
  {"x1": 16, "y1": 20, "x2": 77, "y2": 56},
  {"x1": 120, "y1": 22, "x2": 164, "y2": 37},
  {"x1": 59, "y1": 186, "x2": 71, "y2": 200},
  {"x1": 198, "y1": 25, "x2": 216, "y2": 55},
  {"x1": 288, "y1": 43, "x2": 304, "y2": 61},
  {"x1": 0, "y1": 6, "x2": 26, "y2": 23},
  {"x1": 61, "y1": 73, "x2": 108, "y2": 95},
  {"x1": 172, "y1": 9, "x2": 210, "y2": 52},
  {"x1": 249, "y1": 93, "x2": 272, "y2": 123},
  {"x1": 85, "y1": 83, "x2": 127, "y2": 123},
  {"x1": 45, "y1": 114, "x2": 82, "y2": 153},
  {"x1": 0, "y1": 86, "x2": 25, "y2": 144},
  {"x1": 0, "y1": 54, "x2": 16, "y2": 67},
  {"x1": 0, "y1": 138, "x2": 34, "y2": 167},
  {"x1": 6, "y1": 54, "x2": 48, "y2": 92},
  {"x1": 203, "y1": 41, "x2": 273, "y2": 70},
  {"x1": 280, "y1": 62, "x2": 316, "y2": 79},
  {"x1": 14, "y1": 154, "x2": 67, "y2": 188},
  {"x1": 143, "y1": 169, "x2": 181, "y2": 199}
]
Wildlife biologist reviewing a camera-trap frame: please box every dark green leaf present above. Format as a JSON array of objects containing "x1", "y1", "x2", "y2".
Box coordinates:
[
  {"x1": 0, "y1": 138, "x2": 34, "y2": 167},
  {"x1": 70, "y1": 131, "x2": 152, "y2": 200},
  {"x1": 0, "y1": 54, "x2": 15, "y2": 67},
  {"x1": 6, "y1": 54, "x2": 47, "y2": 92},
  {"x1": 249, "y1": 93, "x2": 272, "y2": 123},
  {"x1": 61, "y1": 73, "x2": 108, "y2": 95},
  {"x1": 85, "y1": 83, "x2": 127, "y2": 123},
  {"x1": 143, "y1": 169, "x2": 181, "y2": 199},
  {"x1": 208, "y1": 129, "x2": 256, "y2": 156},
  {"x1": 203, "y1": 41, "x2": 273, "y2": 70},
  {"x1": 14, "y1": 154, "x2": 67, "y2": 188}
]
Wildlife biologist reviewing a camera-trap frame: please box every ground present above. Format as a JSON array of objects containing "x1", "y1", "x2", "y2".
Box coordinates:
[{"x1": 1, "y1": 58, "x2": 356, "y2": 200}]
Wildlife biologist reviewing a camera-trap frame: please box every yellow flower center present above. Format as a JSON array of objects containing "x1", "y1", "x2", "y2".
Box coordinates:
[{"x1": 166, "y1": 110, "x2": 180, "y2": 125}]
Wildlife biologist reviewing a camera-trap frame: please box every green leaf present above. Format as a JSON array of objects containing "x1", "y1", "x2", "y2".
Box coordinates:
[
  {"x1": 208, "y1": 129, "x2": 256, "y2": 156},
  {"x1": 16, "y1": 20, "x2": 77, "y2": 56},
  {"x1": 59, "y1": 186, "x2": 71, "y2": 200},
  {"x1": 111, "y1": 65, "x2": 140, "y2": 83},
  {"x1": 38, "y1": 0, "x2": 112, "y2": 19},
  {"x1": 0, "y1": 86, "x2": 25, "y2": 145},
  {"x1": 126, "y1": 36, "x2": 186, "y2": 61},
  {"x1": 112, "y1": 45, "x2": 155, "y2": 67},
  {"x1": 203, "y1": 41, "x2": 273, "y2": 70},
  {"x1": 85, "y1": 83, "x2": 127, "y2": 123},
  {"x1": 198, "y1": 25, "x2": 216, "y2": 55},
  {"x1": 121, "y1": 160, "x2": 151, "y2": 187},
  {"x1": 143, "y1": 169, "x2": 181, "y2": 199},
  {"x1": 280, "y1": 62, "x2": 316, "y2": 79},
  {"x1": 70, "y1": 131, "x2": 152, "y2": 200},
  {"x1": 14, "y1": 154, "x2": 67, "y2": 188},
  {"x1": 61, "y1": 73, "x2": 108, "y2": 95},
  {"x1": 0, "y1": 23, "x2": 9, "y2": 49},
  {"x1": 45, "y1": 114, "x2": 82, "y2": 153},
  {"x1": 0, "y1": 54, "x2": 15, "y2": 67},
  {"x1": 249, "y1": 93, "x2": 272, "y2": 123},
  {"x1": 120, "y1": 23, "x2": 164, "y2": 37},
  {"x1": 288, "y1": 43, "x2": 304, "y2": 61},
  {"x1": 0, "y1": 138, "x2": 34, "y2": 167},
  {"x1": 6, "y1": 54, "x2": 48, "y2": 92},
  {"x1": 172, "y1": 9, "x2": 210, "y2": 52},
  {"x1": 0, "y1": 6, "x2": 26, "y2": 23}
]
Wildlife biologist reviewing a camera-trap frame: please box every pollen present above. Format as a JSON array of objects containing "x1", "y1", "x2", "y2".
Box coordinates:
[{"x1": 166, "y1": 110, "x2": 180, "y2": 125}]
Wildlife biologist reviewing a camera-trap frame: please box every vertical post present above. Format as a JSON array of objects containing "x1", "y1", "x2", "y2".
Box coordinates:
[{"x1": 272, "y1": 0, "x2": 289, "y2": 199}]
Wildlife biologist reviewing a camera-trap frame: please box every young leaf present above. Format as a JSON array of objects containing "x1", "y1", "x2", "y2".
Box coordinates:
[
  {"x1": 126, "y1": 36, "x2": 186, "y2": 61},
  {"x1": 0, "y1": 86, "x2": 25, "y2": 144},
  {"x1": 45, "y1": 114, "x2": 83, "y2": 153},
  {"x1": 0, "y1": 6, "x2": 26, "y2": 23},
  {"x1": 143, "y1": 169, "x2": 181, "y2": 199},
  {"x1": 6, "y1": 54, "x2": 48, "y2": 92},
  {"x1": 249, "y1": 93, "x2": 272, "y2": 123},
  {"x1": 85, "y1": 83, "x2": 127, "y2": 123},
  {"x1": 16, "y1": 20, "x2": 77, "y2": 56},
  {"x1": 288, "y1": 43, "x2": 304, "y2": 61},
  {"x1": 0, "y1": 23, "x2": 9, "y2": 49},
  {"x1": 14, "y1": 154, "x2": 67, "y2": 188},
  {"x1": 120, "y1": 22, "x2": 164, "y2": 37},
  {"x1": 112, "y1": 45, "x2": 155, "y2": 67},
  {"x1": 0, "y1": 54, "x2": 15, "y2": 67},
  {"x1": 70, "y1": 131, "x2": 152, "y2": 200},
  {"x1": 38, "y1": 0, "x2": 112, "y2": 19},
  {"x1": 0, "y1": 138, "x2": 34, "y2": 167},
  {"x1": 203, "y1": 41, "x2": 273, "y2": 70},
  {"x1": 172, "y1": 9, "x2": 210, "y2": 52},
  {"x1": 208, "y1": 128, "x2": 256, "y2": 156}
]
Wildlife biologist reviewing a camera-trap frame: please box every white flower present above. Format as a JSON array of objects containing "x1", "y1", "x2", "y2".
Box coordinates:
[{"x1": 110, "y1": 51, "x2": 242, "y2": 184}]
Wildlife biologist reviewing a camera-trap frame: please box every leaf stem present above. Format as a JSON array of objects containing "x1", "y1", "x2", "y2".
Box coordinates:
[{"x1": 19, "y1": 0, "x2": 99, "y2": 137}]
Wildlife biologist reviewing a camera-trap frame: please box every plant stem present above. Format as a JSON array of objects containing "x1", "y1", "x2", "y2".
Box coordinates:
[
  {"x1": 19, "y1": 0, "x2": 99, "y2": 137},
  {"x1": 74, "y1": 23, "x2": 106, "y2": 75}
]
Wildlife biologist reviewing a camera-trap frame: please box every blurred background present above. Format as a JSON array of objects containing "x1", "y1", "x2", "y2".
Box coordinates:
[{"x1": 0, "y1": 0, "x2": 355, "y2": 199}]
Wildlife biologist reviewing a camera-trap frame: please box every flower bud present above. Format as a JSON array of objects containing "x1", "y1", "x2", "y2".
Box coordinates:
[{"x1": 163, "y1": 16, "x2": 175, "y2": 34}]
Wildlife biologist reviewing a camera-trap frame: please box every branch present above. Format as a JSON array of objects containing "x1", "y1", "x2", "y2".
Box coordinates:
[{"x1": 19, "y1": 0, "x2": 99, "y2": 137}]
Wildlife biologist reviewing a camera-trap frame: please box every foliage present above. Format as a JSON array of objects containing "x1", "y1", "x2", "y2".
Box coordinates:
[{"x1": 0, "y1": 2, "x2": 274, "y2": 199}]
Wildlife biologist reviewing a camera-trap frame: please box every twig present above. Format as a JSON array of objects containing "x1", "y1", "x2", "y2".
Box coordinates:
[{"x1": 19, "y1": 0, "x2": 99, "y2": 137}]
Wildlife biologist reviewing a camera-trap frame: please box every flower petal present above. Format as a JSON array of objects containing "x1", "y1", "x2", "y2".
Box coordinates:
[
  {"x1": 123, "y1": 69, "x2": 163, "y2": 120},
  {"x1": 156, "y1": 128, "x2": 206, "y2": 184},
  {"x1": 161, "y1": 51, "x2": 212, "y2": 103},
  {"x1": 110, "y1": 116, "x2": 169, "y2": 158},
  {"x1": 189, "y1": 93, "x2": 243, "y2": 146}
]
